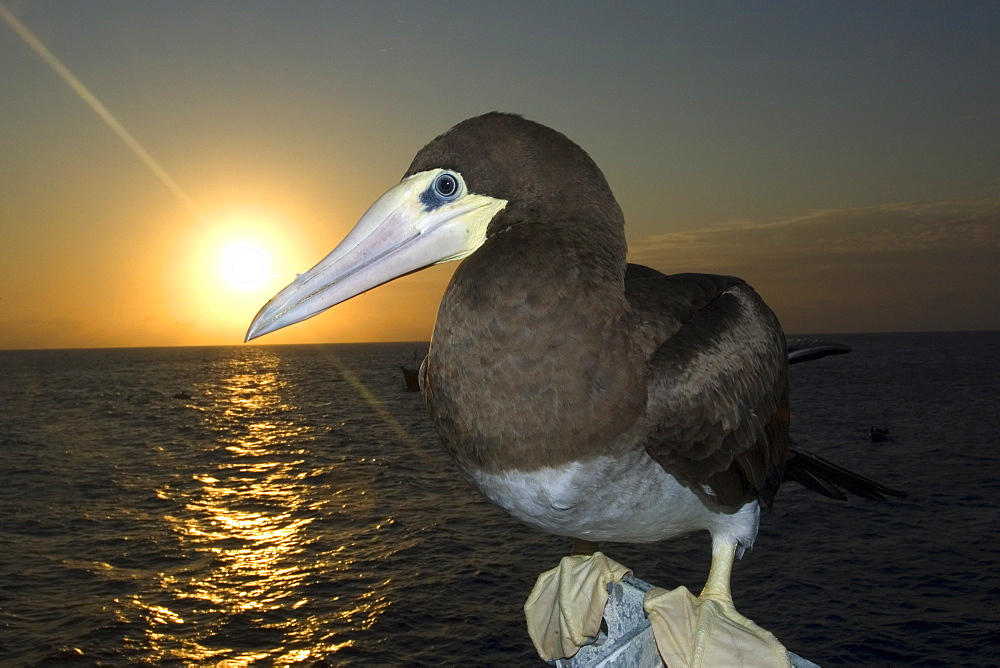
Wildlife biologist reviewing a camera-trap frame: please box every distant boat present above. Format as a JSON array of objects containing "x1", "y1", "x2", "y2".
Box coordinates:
[
  {"x1": 400, "y1": 365, "x2": 421, "y2": 392},
  {"x1": 400, "y1": 351, "x2": 422, "y2": 392},
  {"x1": 869, "y1": 425, "x2": 890, "y2": 443}
]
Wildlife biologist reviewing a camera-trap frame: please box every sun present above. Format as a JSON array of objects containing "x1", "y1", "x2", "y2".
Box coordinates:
[
  {"x1": 219, "y1": 240, "x2": 272, "y2": 291},
  {"x1": 169, "y1": 205, "x2": 321, "y2": 343}
]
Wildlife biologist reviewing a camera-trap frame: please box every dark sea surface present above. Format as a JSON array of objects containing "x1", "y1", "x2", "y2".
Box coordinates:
[{"x1": 1, "y1": 332, "x2": 997, "y2": 666}]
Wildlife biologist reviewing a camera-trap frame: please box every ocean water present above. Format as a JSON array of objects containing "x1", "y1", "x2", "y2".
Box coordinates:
[{"x1": 0, "y1": 333, "x2": 997, "y2": 666}]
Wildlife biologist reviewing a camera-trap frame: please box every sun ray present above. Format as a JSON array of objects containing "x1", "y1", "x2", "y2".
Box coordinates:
[
  {"x1": 321, "y1": 350, "x2": 433, "y2": 470},
  {"x1": 0, "y1": 3, "x2": 200, "y2": 215}
]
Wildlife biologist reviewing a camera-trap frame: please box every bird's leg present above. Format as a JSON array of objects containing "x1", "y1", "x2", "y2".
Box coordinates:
[
  {"x1": 691, "y1": 540, "x2": 790, "y2": 666},
  {"x1": 699, "y1": 540, "x2": 738, "y2": 602},
  {"x1": 572, "y1": 538, "x2": 600, "y2": 555}
]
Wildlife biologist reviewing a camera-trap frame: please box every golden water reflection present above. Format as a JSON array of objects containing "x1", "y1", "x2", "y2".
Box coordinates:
[{"x1": 136, "y1": 348, "x2": 391, "y2": 664}]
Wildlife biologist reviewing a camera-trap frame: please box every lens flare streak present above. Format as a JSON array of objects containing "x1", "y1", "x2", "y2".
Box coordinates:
[{"x1": 0, "y1": 3, "x2": 200, "y2": 215}]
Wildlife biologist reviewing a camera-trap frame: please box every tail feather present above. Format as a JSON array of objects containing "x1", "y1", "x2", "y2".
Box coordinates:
[
  {"x1": 785, "y1": 448, "x2": 905, "y2": 502},
  {"x1": 786, "y1": 338, "x2": 853, "y2": 365}
]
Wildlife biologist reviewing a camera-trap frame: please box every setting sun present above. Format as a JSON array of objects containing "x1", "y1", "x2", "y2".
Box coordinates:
[
  {"x1": 220, "y1": 241, "x2": 271, "y2": 291},
  {"x1": 158, "y1": 206, "x2": 322, "y2": 344}
]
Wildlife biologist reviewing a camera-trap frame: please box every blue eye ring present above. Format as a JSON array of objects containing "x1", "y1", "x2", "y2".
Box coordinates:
[
  {"x1": 420, "y1": 170, "x2": 465, "y2": 210},
  {"x1": 432, "y1": 172, "x2": 461, "y2": 200}
]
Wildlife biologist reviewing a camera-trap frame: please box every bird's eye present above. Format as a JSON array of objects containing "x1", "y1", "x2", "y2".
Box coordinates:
[
  {"x1": 420, "y1": 171, "x2": 464, "y2": 210},
  {"x1": 432, "y1": 172, "x2": 461, "y2": 200}
]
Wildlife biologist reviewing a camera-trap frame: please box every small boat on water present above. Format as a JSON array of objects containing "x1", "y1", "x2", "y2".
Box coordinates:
[
  {"x1": 400, "y1": 350, "x2": 422, "y2": 391},
  {"x1": 400, "y1": 364, "x2": 420, "y2": 392},
  {"x1": 869, "y1": 425, "x2": 890, "y2": 443}
]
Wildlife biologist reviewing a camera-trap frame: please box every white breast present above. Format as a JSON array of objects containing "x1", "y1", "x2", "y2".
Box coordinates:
[{"x1": 468, "y1": 447, "x2": 760, "y2": 549}]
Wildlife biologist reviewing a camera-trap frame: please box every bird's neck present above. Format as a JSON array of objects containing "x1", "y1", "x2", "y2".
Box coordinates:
[{"x1": 425, "y1": 223, "x2": 646, "y2": 473}]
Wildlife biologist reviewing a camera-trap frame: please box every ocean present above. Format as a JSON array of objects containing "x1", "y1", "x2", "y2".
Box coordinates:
[{"x1": 0, "y1": 332, "x2": 997, "y2": 666}]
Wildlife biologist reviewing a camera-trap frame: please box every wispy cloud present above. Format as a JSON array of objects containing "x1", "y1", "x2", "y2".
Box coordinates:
[{"x1": 628, "y1": 198, "x2": 1000, "y2": 333}]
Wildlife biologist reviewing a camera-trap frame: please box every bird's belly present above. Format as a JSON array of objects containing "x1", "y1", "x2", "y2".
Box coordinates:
[{"x1": 467, "y1": 448, "x2": 759, "y2": 546}]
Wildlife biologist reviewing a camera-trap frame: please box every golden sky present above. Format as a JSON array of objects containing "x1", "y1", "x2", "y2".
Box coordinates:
[{"x1": 2, "y1": 1, "x2": 999, "y2": 349}]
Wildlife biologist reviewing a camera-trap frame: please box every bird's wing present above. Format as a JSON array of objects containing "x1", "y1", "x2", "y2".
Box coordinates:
[{"x1": 626, "y1": 271, "x2": 790, "y2": 508}]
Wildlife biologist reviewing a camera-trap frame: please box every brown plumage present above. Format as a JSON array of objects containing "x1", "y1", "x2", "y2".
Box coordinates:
[
  {"x1": 247, "y1": 111, "x2": 903, "y2": 554},
  {"x1": 406, "y1": 113, "x2": 899, "y2": 519}
]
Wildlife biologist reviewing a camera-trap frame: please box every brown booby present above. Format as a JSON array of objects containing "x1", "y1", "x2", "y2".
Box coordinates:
[{"x1": 246, "y1": 112, "x2": 901, "y2": 661}]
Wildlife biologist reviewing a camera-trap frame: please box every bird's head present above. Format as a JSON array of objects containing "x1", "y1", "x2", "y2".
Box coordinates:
[{"x1": 245, "y1": 112, "x2": 621, "y2": 341}]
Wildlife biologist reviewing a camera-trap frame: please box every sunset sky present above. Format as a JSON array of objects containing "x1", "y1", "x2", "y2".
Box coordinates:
[{"x1": 2, "y1": 1, "x2": 998, "y2": 350}]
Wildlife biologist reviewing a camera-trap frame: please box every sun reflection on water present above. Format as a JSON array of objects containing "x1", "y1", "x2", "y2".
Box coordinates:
[{"x1": 132, "y1": 347, "x2": 393, "y2": 663}]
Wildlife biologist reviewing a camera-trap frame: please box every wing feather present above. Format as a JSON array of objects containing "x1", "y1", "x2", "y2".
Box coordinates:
[{"x1": 626, "y1": 272, "x2": 789, "y2": 508}]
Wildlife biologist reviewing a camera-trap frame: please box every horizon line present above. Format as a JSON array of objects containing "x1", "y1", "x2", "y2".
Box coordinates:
[{"x1": 2, "y1": 329, "x2": 998, "y2": 353}]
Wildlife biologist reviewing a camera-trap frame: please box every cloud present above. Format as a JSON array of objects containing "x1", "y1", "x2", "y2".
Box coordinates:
[
  {"x1": 627, "y1": 198, "x2": 1000, "y2": 333},
  {"x1": 630, "y1": 198, "x2": 1000, "y2": 266}
]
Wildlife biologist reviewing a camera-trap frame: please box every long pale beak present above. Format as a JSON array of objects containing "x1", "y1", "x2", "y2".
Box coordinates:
[{"x1": 245, "y1": 169, "x2": 506, "y2": 341}]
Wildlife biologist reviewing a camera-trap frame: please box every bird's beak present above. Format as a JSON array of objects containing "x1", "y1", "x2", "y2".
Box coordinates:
[{"x1": 245, "y1": 169, "x2": 506, "y2": 341}]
